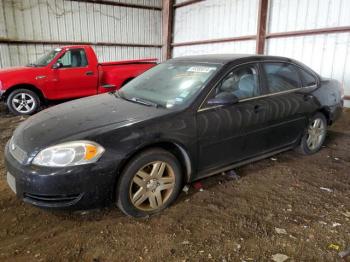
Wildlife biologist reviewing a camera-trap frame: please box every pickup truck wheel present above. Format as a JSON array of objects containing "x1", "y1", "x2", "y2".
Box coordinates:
[
  {"x1": 116, "y1": 148, "x2": 183, "y2": 218},
  {"x1": 7, "y1": 89, "x2": 40, "y2": 115}
]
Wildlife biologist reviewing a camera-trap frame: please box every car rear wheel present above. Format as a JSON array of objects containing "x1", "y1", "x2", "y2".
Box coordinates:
[
  {"x1": 7, "y1": 89, "x2": 40, "y2": 115},
  {"x1": 116, "y1": 148, "x2": 183, "y2": 218},
  {"x1": 296, "y1": 113, "x2": 327, "y2": 155}
]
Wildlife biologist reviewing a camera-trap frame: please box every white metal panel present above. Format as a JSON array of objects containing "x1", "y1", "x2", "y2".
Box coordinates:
[
  {"x1": 0, "y1": 0, "x2": 7, "y2": 38},
  {"x1": 268, "y1": 0, "x2": 350, "y2": 33},
  {"x1": 266, "y1": 32, "x2": 350, "y2": 103},
  {"x1": 173, "y1": 0, "x2": 259, "y2": 43},
  {"x1": 173, "y1": 40, "x2": 256, "y2": 57},
  {"x1": 92, "y1": 45, "x2": 162, "y2": 62},
  {"x1": 2, "y1": 0, "x2": 162, "y2": 44}
]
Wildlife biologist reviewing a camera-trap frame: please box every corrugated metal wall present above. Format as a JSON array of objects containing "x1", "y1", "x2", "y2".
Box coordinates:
[
  {"x1": 0, "y1": 0, "x2": 162, "y2": 68},
  {"x1": 266, "y1": 0, "x2": 350, "y2": 107},
  {"x1": 172, "y1": 0, "x2": 259, "y2": 57}
]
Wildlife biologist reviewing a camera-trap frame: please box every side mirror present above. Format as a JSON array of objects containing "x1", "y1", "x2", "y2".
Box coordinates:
[
  {"x1": 52, "y1": 62, "x2": 63, "y2": 69},
  {"x1": 207, "y1": 92, "x2": 239, "y2": 106}
]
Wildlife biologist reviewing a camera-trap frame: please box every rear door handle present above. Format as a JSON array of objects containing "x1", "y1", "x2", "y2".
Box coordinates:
[
  {"x1": 85, "y1": 71, "x2": 94, "y2": 76},
  {"x1": 254, "y1": 104, "x2": 264, "y2": 113}
]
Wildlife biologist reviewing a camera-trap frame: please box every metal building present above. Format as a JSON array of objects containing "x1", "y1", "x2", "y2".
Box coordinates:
[{"x1": 1, "y1": 0, "x2": 349, "y2": 107}]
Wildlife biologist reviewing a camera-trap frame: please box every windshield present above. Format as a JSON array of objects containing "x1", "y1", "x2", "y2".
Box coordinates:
[
  {"x1": 119, "y1": 62, "x2": 220, "y2": 108},
  {"x1": 28, "y1": 48, "x2": 62, "y2": 67}
]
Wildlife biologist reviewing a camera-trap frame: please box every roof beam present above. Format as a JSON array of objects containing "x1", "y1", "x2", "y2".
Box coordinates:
[{"x1": 69, "y1": 0, "x2": 161, "y2": 10}]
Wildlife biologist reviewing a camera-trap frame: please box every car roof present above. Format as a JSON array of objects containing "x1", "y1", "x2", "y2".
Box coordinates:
[{"x1": 169, "y1": 54, "x2": 294, "y2": 65}]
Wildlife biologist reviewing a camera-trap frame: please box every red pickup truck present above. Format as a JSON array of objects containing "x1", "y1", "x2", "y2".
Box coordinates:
[{"x1": 0, "y1": 45, "x2": 157, "y2": 115}]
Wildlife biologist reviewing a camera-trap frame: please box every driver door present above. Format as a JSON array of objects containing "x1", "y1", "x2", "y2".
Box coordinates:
[
  {"x1": 52, "y1": 48, "x2": 98, "y2": 99},
  {"x1": 196, "y1": 63, "x2": 269, "y2": 177}
]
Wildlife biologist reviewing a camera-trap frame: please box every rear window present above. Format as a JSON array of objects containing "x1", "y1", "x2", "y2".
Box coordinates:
[{"x1": 262, "y1": 62, "x2": 301, "y2": 93}]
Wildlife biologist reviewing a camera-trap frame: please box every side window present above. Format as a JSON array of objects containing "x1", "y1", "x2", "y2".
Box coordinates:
[
  {"x1": 56, "y1": 49, "x2": 88, "y2": 68},
  {"x1": 214, "y1": 65, "x2": 259, "y2": 101},
  {"x1": 299, "y1": 68, "x2": 317, "y2": 87},
  {"x1": 262, "y1": 63, "x2": 301, "y2": 93}
]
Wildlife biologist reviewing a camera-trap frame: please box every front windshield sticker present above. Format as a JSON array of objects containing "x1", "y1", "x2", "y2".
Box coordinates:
[{"x1": 187, "y1": 66, "x2": 217, "y2": 73}]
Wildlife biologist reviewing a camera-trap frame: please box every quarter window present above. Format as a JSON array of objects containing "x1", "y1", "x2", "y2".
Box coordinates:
[
  {"x1": 299, "y1": 68, "x2": 317, "y2": 87},
  {"x1": 214, "y1": 65, "x2": 259, "y2": 101},
  {"x1": 262, "y1": 63, "x2": 301, "y2": 93},
  {"x1": 56, "y1": 49, "x2": 88, "y2": 68}
]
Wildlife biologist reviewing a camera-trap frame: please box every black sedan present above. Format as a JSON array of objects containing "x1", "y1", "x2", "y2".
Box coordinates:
[{"x1": 4, "y1": 54, "x2": 343, "y2": 217}]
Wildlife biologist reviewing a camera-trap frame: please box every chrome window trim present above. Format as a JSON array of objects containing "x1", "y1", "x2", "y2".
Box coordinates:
[{"x1": 197, "y1": 59, "x2": 318, "y2": 113}]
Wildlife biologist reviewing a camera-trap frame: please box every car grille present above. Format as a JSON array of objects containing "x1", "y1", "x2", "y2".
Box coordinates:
[{"x1": 9, "y1": 140, "x2": 28, "y2": 164}]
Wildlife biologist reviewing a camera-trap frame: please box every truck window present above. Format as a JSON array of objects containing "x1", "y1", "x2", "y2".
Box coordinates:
[{"x1": 57, "y1": 49, "x2": 88, "y2": 68}]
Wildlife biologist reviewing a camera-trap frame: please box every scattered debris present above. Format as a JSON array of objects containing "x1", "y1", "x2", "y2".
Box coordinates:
[
  {"x1": 181, "y1": 240, "x2": 190, "y2": 245},
  {"x1": 193, "y1": 182, "x2": 204, "y2": 191},
  {"x1": 233, "y1": 243, "x2": 241, "y2": 252},
  {"x1": 319, "y1": 221, "x2": 327, "y2": 225},
  {"x1": 208, "y1": 253, "x2": 212, "y2": 259},
  {"x1": 271, "y1": 253, "x2": 289, "y2": 262},
  {"x1": 182, "y1": 185, "x2": 190, "y2": 194},
  {"x1": 334, "y1": 157, "x2": 340, "y2": 161},
  {"x1": 320, "y1": 187, "x2": 333, "y2": 193},
  {"x1": 222, "y1": 170, "x2": 240, "y2": 181},
  {"x1": 339, "y1": 247, "x2": 350, "y2": 259},
  {"x1": 275, "y1": 228, "x2": 287, "y2": 235},
  {"x1": 332, "y1": 222, "x2": 341, "y2": 227},
  {"x1": 270, "y1": 157, "x2": 278, "y2": 161},
  {"x1": 328, "y1": 243, "x2": 341, "y2": 251},
  {"x1": 342, "y1": 211, "x2": 350, "y2": 218}
]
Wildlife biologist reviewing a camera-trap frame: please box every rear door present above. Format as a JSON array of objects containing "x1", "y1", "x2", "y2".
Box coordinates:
[
  {"x1": 259, "y1": 62, "x2": 318, "y2": 151},
  {"x1": 52, "y1": 48, "x2": 98, "y2": 99},
  {"x1": 196, "y1": 63, "x2": 271, "y2": 175}
]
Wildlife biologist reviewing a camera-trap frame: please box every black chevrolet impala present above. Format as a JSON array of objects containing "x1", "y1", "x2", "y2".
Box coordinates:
[{"x1": 5, "y1": 55, "x2": 343, "y2": 217}]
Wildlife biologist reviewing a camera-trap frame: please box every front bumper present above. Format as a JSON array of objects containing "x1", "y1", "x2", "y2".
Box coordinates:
[{"x1": 4, "y1": 143, "x2": 120, "y2": 210}]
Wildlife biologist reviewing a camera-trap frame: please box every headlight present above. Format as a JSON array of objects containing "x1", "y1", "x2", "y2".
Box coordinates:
[{"x1": 32, "y1": 141, "x2": 105, "y2": 167}]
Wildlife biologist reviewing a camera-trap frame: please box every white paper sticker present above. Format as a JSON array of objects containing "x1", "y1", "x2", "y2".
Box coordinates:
[{"x1": 187, "y1": 66, "x2": 216, "y2": 73}]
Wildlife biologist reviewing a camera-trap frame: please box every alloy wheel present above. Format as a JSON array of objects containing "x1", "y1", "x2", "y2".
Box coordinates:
[
  {"x1": 11, "y1": 93, "x2": 36, "y2": 114},
  {"x1": 129, "y1": 161, "x2": 175, "y2": 211},
  {"x1": 306, "y1": 117, "x2": 326, "y2": 150}
]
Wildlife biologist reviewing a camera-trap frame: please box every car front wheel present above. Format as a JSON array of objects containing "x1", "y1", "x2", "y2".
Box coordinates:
[
  {"x1": 297, "y1": 113, "x2": 327, "y2": 155},
  {"x1": 116, "y1": 148, "x2": 183, "y2": 218},
  {"x1": 7, "y1": 89, "x2": 40, "y2": 115}
]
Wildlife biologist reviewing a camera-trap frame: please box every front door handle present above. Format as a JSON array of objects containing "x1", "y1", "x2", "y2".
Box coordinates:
[
  {"x1": 303, "y1": 94, "x2": 313, "y2": 101},
  {"x1": 85, "y1": 71, "x2": 94, "y2": 76}
]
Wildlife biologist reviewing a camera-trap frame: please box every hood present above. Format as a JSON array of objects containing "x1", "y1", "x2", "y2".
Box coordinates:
[
  {"x1": 0, "y1": 66, "x2": 45, "y2": 83},
  {"x1": 0, "y1": 66, "x2": 41, "y2": 75},
  {"x1": 12, "y1": 93, "x2": 168, "y2": 153}
]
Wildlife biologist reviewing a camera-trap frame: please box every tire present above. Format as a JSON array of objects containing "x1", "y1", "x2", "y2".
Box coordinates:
[
  {"x1": 296, "y1": 113, "x2": 327, "y2": 155},
  {"x1": 7, "y1": 89, "x2": 41, "y2": 115},
  {"x1": 116, "y1": 148, "x2": 183, "y2": 218}
]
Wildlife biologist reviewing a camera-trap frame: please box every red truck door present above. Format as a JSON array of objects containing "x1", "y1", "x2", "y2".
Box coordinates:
[{"x1": 52, "y1": 48, "x2": 98, "y2": 99}]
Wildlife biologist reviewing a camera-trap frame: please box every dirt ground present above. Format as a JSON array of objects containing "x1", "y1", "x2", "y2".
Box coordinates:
[{"x1": 0, "y1": 104, "x2": 349, "y2": 262}]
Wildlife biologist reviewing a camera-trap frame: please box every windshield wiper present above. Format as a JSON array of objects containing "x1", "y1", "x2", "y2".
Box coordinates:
[
  {"x1": 131, "y1": 97, "x2": 160, "y2": 107},
  {"x1": 115, "y1": 91, "x2": 161, "y2": 108},
  {"x1": 26, "y1": 63, "x2": 38, "y2": 67}
]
